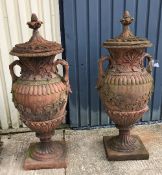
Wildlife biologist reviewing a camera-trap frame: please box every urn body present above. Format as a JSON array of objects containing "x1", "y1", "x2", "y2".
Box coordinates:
[
  {"x1": 10, "y1": 57, "x2": 69, "y2": 135},
  {"x1": 98, "y1": 48, "x2": 153, "y2": 127}
]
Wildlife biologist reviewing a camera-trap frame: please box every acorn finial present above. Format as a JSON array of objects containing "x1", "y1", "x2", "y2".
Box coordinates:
[
  {"x1": 27, "y1": 13, "x2": 43, "y2": 31},
  {"x1": 120, "y1": 11, "x2": 134, "y2": 26},
  {"x1": 119, "y1": 11, "x2": 134, "y2": 38}
]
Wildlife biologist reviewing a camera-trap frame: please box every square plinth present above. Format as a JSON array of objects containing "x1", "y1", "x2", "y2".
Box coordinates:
[
  {"x1": 103, "y1": 135, "x2": 149, "y2": 161},
  {"x1": 24, "y1": 141, "x2": 67, "y2": 170}
]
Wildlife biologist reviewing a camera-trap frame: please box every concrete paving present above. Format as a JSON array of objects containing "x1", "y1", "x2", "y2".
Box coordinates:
[{"x1": 0, "y1": 124, "x2": 162, "y2": 175}]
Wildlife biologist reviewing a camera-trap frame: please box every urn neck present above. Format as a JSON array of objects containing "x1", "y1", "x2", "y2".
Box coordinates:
[
  {"x1": 19, "y1": 56, "x2": 58, "y2": 81},
  {"x1": 108, "y1": 48, "x2": 145, "y2": 73}
]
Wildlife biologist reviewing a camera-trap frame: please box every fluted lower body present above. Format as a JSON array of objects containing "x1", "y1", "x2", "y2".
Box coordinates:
[
  {"x1": 30, "y1": 131, "x2": 64, "y2": 161},
  {"x1": 109, "y1": 126, "x2": 138, "y2": 152}
]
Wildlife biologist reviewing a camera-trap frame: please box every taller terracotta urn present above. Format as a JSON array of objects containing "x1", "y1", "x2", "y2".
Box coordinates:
[
  {"x1": 97, "y1": 11, "x2": 153, "y2": 161},
  {"x1": 9, "y1": 14, "x2": 71, "y2": 170}
]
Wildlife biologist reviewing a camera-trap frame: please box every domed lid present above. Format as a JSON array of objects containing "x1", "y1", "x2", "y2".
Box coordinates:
[
  {"x1": 103, "y1": 11, "x2": 152, "y2": 48},
  {"x1": 10, "y1": 14, "x2": 63, "y2": 57}
]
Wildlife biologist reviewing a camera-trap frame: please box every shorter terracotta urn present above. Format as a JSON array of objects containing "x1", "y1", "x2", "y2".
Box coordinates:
[
  {"x1": 97, "y1": 11, "x2": 153, "y2": 161},
  {"x1": 9, "y1": 14, "x2": 71, "y2": 170}
]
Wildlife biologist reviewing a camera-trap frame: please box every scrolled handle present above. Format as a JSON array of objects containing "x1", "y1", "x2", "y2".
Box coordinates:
[
  {"x1": 97, "y1": 56, "x2": 111, "y2": 89},
  {"x1": 9, "y1": 60, "x2": 22, "y2": 83},
  {"x1": 54, "y1": 59, "x2": 72, "y2": 93},
  {"x1": 142, "y1": 53, "x2": 153, "y2": 74}
]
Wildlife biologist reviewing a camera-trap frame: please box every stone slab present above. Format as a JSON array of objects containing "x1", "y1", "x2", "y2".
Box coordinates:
[
  {"x1": 65, "y1": 124, "x2": 162, "y2": 175},
  {"x1": 1, "y1": 125, "x2": 162, "y2": 175}
]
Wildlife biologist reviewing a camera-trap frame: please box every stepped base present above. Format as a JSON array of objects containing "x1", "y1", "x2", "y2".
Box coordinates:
[
  {"x1": 24, "y1": 141, "x2": 67, "y2": 170},
  {"x1": 103, "y1": 135, "x2": 149, "y2": 161}
]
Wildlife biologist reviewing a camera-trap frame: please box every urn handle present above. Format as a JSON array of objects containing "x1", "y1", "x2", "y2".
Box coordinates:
[
  {"x1": 9, "y1": 60, "x2": 22, "y2": 83},
  {"x1": 143, "y1": 53, "x2": 153, "y2": 74},
  {"x1": 97, "y1": 56, "x2": 111, "y2": 89},
  {"x1": 54, "y1": 59, "x2": 72, "y2": 93}
]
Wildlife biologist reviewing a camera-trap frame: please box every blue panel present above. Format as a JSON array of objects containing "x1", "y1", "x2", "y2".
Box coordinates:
[
  {"x1": 147, "y1": 0, "x2": 161, "y2": 58},
  {"x1": 75, "y1": 0, "x2": 89, "y2": 127},
  {"x1": 113, "y1": 0, "x2": 125, "y2": 37},
  {"x1": 63, "y1": 0, "x2": 162, "y2": 128},
  {"x1": 136, "y1": 0, "x2": 148, "y2": 36},
  {"x1": 151, "y1": 1, "x2": 162, "y2": 120},
  {"x1": 100, "y1": 0, "x2": 112, "y2": 125},
  {"x1": 63, "y1": 0, "x2": 79, "y2": 127},
  {"x1": 89, "y1": 0, "x2": 100, "y2": 126}
]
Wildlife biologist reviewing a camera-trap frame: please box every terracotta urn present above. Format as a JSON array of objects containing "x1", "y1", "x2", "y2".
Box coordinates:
[
  {"x1": 97, "y1": 11, "x2": 153, "y2": 160},
  {"x1": 9, "y1": 14, "x2": 71, "y2": 169}
]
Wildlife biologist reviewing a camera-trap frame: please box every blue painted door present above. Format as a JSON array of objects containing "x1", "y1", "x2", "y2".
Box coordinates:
[{"x1": 62, "y1": 0, "x2": 162, "y2": 128}]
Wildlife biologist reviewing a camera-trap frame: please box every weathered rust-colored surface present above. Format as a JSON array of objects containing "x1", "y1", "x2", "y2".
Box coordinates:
[
  {"x1": 24, "y1": 141, "x2": 67, "y2": 170},
  {"x1": 103, "y1": 135, "x2": 149, "y2": 161},
  {"x1": 9, "y1": 14, "x2": 71, "y2": 169},
  {"x1": 97, "y1": 11, "x2": 153, "y2": 160}
]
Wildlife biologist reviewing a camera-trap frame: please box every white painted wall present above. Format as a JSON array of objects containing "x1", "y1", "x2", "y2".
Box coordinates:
[{"x1": 0, "y1": 0, "x2": 62, "y2": 130}]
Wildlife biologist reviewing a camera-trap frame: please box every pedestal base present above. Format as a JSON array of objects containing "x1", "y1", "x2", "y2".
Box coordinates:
[
  {"x1": 103, "y1": 135, "x2": 149, "y2": 161},
  {"x1": 24, "y1": 141, "x2": 67, "y2": 170}
]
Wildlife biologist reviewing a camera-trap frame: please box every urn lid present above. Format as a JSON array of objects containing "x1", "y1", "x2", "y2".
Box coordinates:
[
  {"x1": 103, "y1": 11, "x2": 152, "y2": 48},
  {"x1": 10, "y1": 14, "x2": 63, "y2": 57}
]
